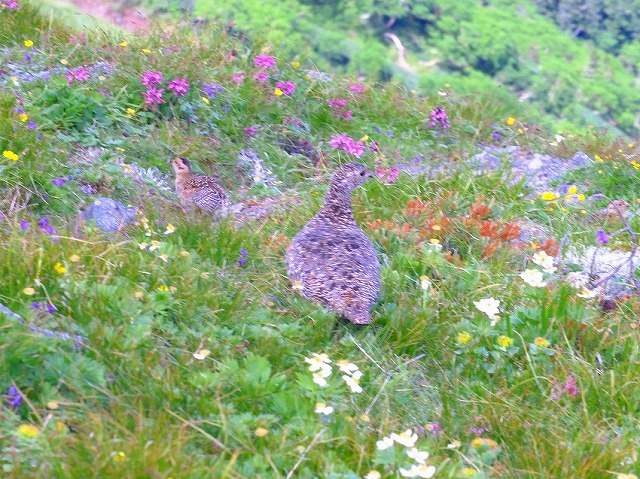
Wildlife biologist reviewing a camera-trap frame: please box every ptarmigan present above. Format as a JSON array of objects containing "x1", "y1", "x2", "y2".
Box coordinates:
[
  {"x1": 286, "y1": 163, "x2": 380, "y2": 325},
  {"x1": 172, "y1": 157, "x2": 229, "y2": 213}
]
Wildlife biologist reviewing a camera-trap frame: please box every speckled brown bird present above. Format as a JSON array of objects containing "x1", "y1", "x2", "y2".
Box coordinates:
[
  {"x1": 286, "y1": 163, "x2": 380, "y2": 325},
  {"x1": 589, "y1": 199, "x2": 631, "y2": 224},
  {"x1": 172, "y1": 157, "x2": 229, "y2": 213}
]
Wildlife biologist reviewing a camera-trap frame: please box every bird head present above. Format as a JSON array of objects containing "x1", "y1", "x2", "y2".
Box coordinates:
[
  {"x1": 330, "y1": 163, "x2": 374, "y2": 192},
  {"x1": 172, "y1": 157, "x2": 193, "y2": 174}
]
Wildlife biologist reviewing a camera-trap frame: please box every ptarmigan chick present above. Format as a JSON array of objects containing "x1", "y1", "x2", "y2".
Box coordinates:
[
  {"x1": 286, "y1": 163, "x2": 380, "y2": 325},
  {"x1": 172, "y1": 157, "x2": 229, "y2": 213}
]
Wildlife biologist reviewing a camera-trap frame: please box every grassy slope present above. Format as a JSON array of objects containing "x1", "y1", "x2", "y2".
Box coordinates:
[{"x1": 1, "y1": 2, "x2": 640, "y2": 478}]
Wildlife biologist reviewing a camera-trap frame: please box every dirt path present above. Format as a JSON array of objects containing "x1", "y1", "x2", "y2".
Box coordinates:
[{"x1": 69, "y1": 0, "x2": 150, "y2": 32}]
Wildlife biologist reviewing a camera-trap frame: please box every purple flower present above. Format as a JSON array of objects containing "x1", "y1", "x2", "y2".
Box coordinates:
[
  {"x1": 254, "y1": 55, "x2": 277, "y2": 70},
  {"x1": 243, "y1": 126, "x2": 257, "y2": 138},
  {"x1": 232, "y1": 72, "x2": 245, "y2": 84},
  {"x1": 27, "y1": 120, "x2": 37, "y2": 130},
  {"x1": 31, "y1": 302, "x2": 41, "y2": 309},
  {"x1": 24, "y1": 54, "x2": 31, "y2": 61},
  {"x1": 201, "y1": 83, "x2": 224, "y2": 97},
  {"x1": 19, "y1": 219, "x2": 30, "y2": 231},
  {"x1": 140, "y1": 69, "x2": 163, "y2": 87},
  {"x1": 7, "y1": 386, "x2": 22, "y2": 408},
  {"x1": 253, "y1": 71, "x2": 269, "y2": 82},
  {"x1": 491, "y1": 130, "x2": 502, "y2": 142},
  {"x1": 428, "y1": 107, "x2": 451, "y2": 130},
  {"x1": 596, "y1": 229, "x2": 609, "y2": 245},
  {"x1": 51, "y1": 177, "x2": 66, "y2": 187},
  {"x1": 38, "y1": 217, "x2": 55, "y2": 235},
  {"x1": 413, "y1": 156, "x2": 422, "y2": 164},
  {"x1": 386, "y1": 130, "x2": 394, "y2": 138},
  {"x1": 275, "y1": 81, "x2": 297, "y2": 96},
  {"x1": 167, "y1": 76, "x2": 190, "y2": 96},
  {"x1": 15, "y1": 106, "x2": 25, "y2": 114},
  {"x1": 551, "y1": 375, "x2": 581, "y2": 399},
  {"x1": 64, "y1": 66, "x2": 90, "y2": 85},
  {"x1": 80, "y1": 184, "x2": 94, "y2": 194},
  {"x1": 376, "y1": 167, "x2": 400, "y2": 183},
  {"x1": 46, "y1": 304, "x2": 57, "y2": 314},
  {"x1": 237, "y1": 248, "x2": 248, "y2": 267},
  {"x1": 329, "y1": 133, "x2": 365, "y2": 158},
  {"x1": 349, "y1": 83, "x2": 365, "y2": 94},
  {"x1": 283, "y1": 116, "x2": 302, "y2": 127},
  {"x1": 143, "y1": 87, "x2": 165, "y2": 108}
]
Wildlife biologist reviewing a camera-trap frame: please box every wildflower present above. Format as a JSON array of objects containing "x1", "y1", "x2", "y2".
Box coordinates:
[
  {"x1": 3, "y1": 0, "x2": 19, "y2": 10},
  {"x1": 64, "y1": 66, "x2": 90, "y2": 84},
  {"x1": 336, "y1": 359, "x2": 358, "y2": 375},
  {"x1": 275, "y1": 81, "x2": 297, "y2": 96},
  {"x1": 428, "y1": 107, "x2": 450, "y2": 130},
  {"x1": 390, "y1": 429, "x2": 418, "y2": 448},
  {"x1": 141, "y1": 48, "x2": 151, "y2": 53},
  {"x1": 164, "y1": 223, "x2": 176, "y2": 234},
  {"x1": 506, "y1": 117, "x2": 516, "y2": 126},
  {"x1": 577, "y1": 286, "x2": 597, "y2": 298},
  {"x1": 473, "y1": 297, "x2": 500, "y2": 324},
  {"x1": 254, "y1": 427, "x2": 269, "y2": 437},
  {"x1": 149, "y1": 240, "x2": 161, "y2": 251},
  {"x1": 399, "y1": 464, "x2": 436, "y2": 478},
  {"x1": 533, "y1": 337, "x2": 549, "y2": 347},
  {"x1": 274, "y1": 88, "x2": 283, "y2": 96},
  {"x1": 376, "y1": 436, "x2": 394, "y2": 450},
  {"x1": 253, "y1": 71, "x2": 269, "y2": 82},
  {"x1": 158, "y1": 254, "x2": 169, "y2": 262},
  {"x1": 349, "y1": 82, "x2": 365, "y2": 94},
  {"x1": 231, "y1": 72, "x2": 245, "y2": 83},
  {"x1": 51, "y1": 177, "x2": 66, "y2": 187},
  {"x1": 167, "y1": 76, "x2": 190, "y2": 96},
  {"x1": 540, "y1": 191, "x2": 557, "y2": 201},
  {"x1": 113, "y1": 451, "x2": 126, "y2": 462},
  {"x1": 314, "y1": 402, "x2": 334, "y2": 415},
  {"x1": 471, "y1": 437, "x2": 498, "y2": 448},
  {"x1": 244, "y1": 126, "x2": 257, "y2": 138},
  {"x1": 134, "y1": 291, "x2": 144, "y2": 299},
  {"x1": 201, "y1": 82, "x2": 224, "y2": 97},
  {"x1": 497, "y1": 335, "x2": 513, "y2": 348},
  {"x1": 304, "y1": 353, "x2": 331, "y2": 372},
  {"x1": 18, "y1": 113, "x2": 28, "y2": 122},
  {"x1": 27, "y1": 120, "x2": 37, "y2": 130},
  {"x1": 157, "y1": 285, "x2": 169, "y2": 291},
  {"x1": 143, "y1": 87, "x2": 165, "y2": 108},
  {"x1": 17, "y1": 424, "x2": 40, "y2": 438},
  {"x1": 202, "y1": 96, "x2": 210, "y2": 105},
  {"x1": 532, "y1": 250, "x2": 556, "y2": 274},
  {"x1": 38, "y1": 217, "x2": 55, "y2": 235},
  {"x1": 328, "y1": 133, "x2": 365, "y2": 158},
  {"x1": 447, "y1": 440, "x2": 461, "y2": 449},
  {"x1": 407, "y1": 447, "x2": 429, "y2": 463},
  {"x1": 54, "y1": 262, "x2": 66, "y2": 274},
  {"x1": 520, "y1": 268, "x2": 547, "y2": 288},
  {"x1": 457, "y1": 331, "x2": 472, "y2": 344},
  {"x1": 596, "y1": 229, "x2": 609, "y2": 245},
  {"x1": 3, "y1": 150, "x2": 19, "y2": 161},
  {"x1": 24, "y1": 39, "x2": 33, "y2": 47},
  {"x1": 491, "y1": 130, "x2": 502, "y2": 141},
  {"x1": 193, "y1": 348, "x2": 211, "y2": 360},
  {"x1": 237, "y1": 248, "x2": 248, "y2": 267},
  {"x1": 290, "y1": 61, "x2": 301, "y2": 68},
  {"x1": 180, "y1": 251, "x2": 190, "y2": 257},
  {"x1": 342, "y1": 372, "x2": 363, "y2": 393},
  {"x1": 460, "y1": 469, "x2": 478, "y2": 477},
  {"x1": 139, "y1": 69, "x2": 163, "y2": 86},
  {"x1": 424, "y1": 423, "x2": 443, "y2": 434},
  {"x1": 119, "y1": 40, "x2": 128, "y2": 47},
  {"x1": 312, "y1": 369, "x2": 331, "y2": 387},
  {"x1": 364, "y1": 471, "x2": 381, "y2": 479},
  {"x1": 254, "y1": 54, "x2": 277, "y2": 70}
]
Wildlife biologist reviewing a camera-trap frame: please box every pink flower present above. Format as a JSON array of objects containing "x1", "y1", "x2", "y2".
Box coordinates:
[
  {"x1": 167, "y1": 76, "x2": 190, "y2": 96},
  {"x1": 140, "y1": 69, "x2": 163, "y2": 87},
  {"x1": 143, "y1": 87, "x2": 165, "y2": 108},
  {"x1": 244, "y1": 126, "x2": 257, "y2": 138},
  {"x1": 327, "y1": 98, "x2": 352, "y2": 120},
  {"x1": 253, "y1": 71, "x2": 269, "y2": 82},
  {"x1": 376, "y1": 167, "x2": 400, "y2": 183},
  {"x1": 283, "y1": 116, "x2": 302, "y2": 127},
  {"x1": 254, "y1": 55, "x2": 277, "y2": 70},
  {"x1": 3, "y1": 0, "x2": 19, "y2": 10},
  {"x1": 232, "y1": 72, "x2": 245, "y2": 83},
  {"x1": 275, "y1": 81, "x2": 297, "y2": 96},
  {"x1": 329, "y1": 133, "x2": 365, "y2": 158},
  {"x1": 64, "y1": 66, "x2": 90, "y2": 84},
  {"x1": 349, "y1": 83, "x2": 365, "y2": 94}
]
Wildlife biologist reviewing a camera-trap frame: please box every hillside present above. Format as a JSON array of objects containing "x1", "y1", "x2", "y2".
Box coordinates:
[{"x1": 1, "y1": 1, "x2": 640, "y2": 478}]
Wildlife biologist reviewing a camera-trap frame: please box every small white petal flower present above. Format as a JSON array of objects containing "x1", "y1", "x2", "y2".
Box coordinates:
[
  {"x1": 376, "y1": 436, "x2": 394, "y2": 450},
  {"x1": 474, "y1": 297, "x2": 500, "y2": 322},
  {"x1": 336, "y1": 359, "x2": 359, "y2": 375},
  {"x1": 364, "y1": 471, "x2": 381, "y2": 479},
  {"x1": 577, "y1": 287, "x2": 597, "y2": 298},
  {"x1": 390, "y1": 429, "x2": 418, "y2": 448},
  {"x1": 400, "y1": 467, "x2": 417, "y2": 478},
  {"x1": 312, "y1": 371, "x2": 329, "y2": 387},
  {"x1": 351, "y1": 370, "x2": 363, "y2": 380},
  {"x1": 305, "y1": 353, "x2": 332, "y2": 372},
  {"x1": 342, "y1": 374, "x2": 363, "y2": 393},
  {"x1": 520, "y1": 268, "x2": 547, "y2": 288},
  {"x1": 447, "y1": 440, "x2": 461, "y2": 449},
  {"x1": 419, "y1": 275, "x2": 431, "y2": 291},
  {"x1": 164, "y1": 223, "x2": 176, "y2": 234},
  {"x1": 413, "y1": 464, "x2": 436, "y2": 478},
  {"x1": 407, "y1": 447, "x2": 429, "y2": 464},
  {"x1": 314, "y1": 402, "x2": 334, "y2": 415}
]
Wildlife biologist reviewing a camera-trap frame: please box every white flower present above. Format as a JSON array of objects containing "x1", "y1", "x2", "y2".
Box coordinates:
[
  {"x1": 312, "y1": 369, "x2": 331, "y2": 387},
  {"x1": 193, "y1": 348, "x2": 211, "y2": 360},
  {"x1": 577, "y1": 286, "x2": 597, "y2": 298},
  {"x1": 376, "y1": 436, "x2": 394, "y2": 450},
  {"x1": 336, "y1": 359, "x2": 359, "y2": 375},
  {"x1": 148, "y1": 240, "x2": 161, "y2": 251},
  {"x1": 532, "y1": 251, "x2": 556, "y2": 274},
  {"x1": 407, "y1": 447, "x2": 429, "y2": 464},
  {"x1": 342, "y1": 374, "x2": 363, "y2": 393},
  {"x1": 473, "y1": 297, "x2": 500, "y2": 324},
  {"x1": 400, "y1": 464, "x2": 436, "y2": 478},
  {"x1": 364, "y1": 471, "x2": 381, "y2": 479},
  {"x1": 446, "y1": 440, "x2": 461, "y2": 449},
  {"x1": 390, "y1": 429, "x2": 418, "y2": 448},
  {"x1": 419, "y1": 275, "x2": 431, "y2": 291},
  {"x1": 520, "y1": 268, "x2": 547, "y2": 288},
  {"x1": 164, "y1": 223, "x2": 176, "y2": 234},
  {"x1": 305, "y1": 353, "x2": 332, "y2": 372},
  {"x1": 314, "y1": 402, "x2": 334, "y2": 415}
]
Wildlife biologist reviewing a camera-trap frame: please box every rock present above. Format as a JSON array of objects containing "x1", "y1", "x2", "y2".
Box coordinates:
[{"x1": 81, "y1": 197, "x2": 137, "y2": 233}]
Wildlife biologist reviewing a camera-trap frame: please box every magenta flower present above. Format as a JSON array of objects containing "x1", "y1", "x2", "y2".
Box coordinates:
[
  {"x1": 143, "y1": 87, "x2": 165, "y2": 108},
  {"x1": 253, "y1": 71, "x2": 269, "y2": 82},
  {"x1": 140, "y1": 69, "x2": 163, "y2": 87},
  {"x1": 275, "y1": 81, "x2": 297, "y2": 96},
  {"x1": 329, "y1": 133, "x2": 365, "y2": 158},
  {"x1": 349, "y1": 83, "x2": 365, "y2": 94},
  {"x1": 244, "y1": 126, "x2": 257, "y2": 138},
  {"x1": 327, "y1": 98, "x2": 352, "y2": 120},
  {"x1": 596, "y1": 229, "x2": 609, "y2": 245},
  {"x1": 232, "y1": 72, "x2": 245, "y2": 84},
  {"x1": 254, "y1": 55, "x2": 277, "y2": 70},
  {"x1": 428, "y1": 107, "x2": 451, "y2": 130},
  {"x1": 551, "y1": 375, "x2": 581, "y2": 399},
  {"x1": 283, "y1": 116, "x2": 302, "y2": 127},
  {"x1": 168, "y1": 76, "x2": 190, "y2": 96},
  {"x1": 3, "y1": 0, "x2": 19, "y2": 10},
  {"x1": 64, "y1": 66, "x2": 90, "y2": 85},
  {"x1": 376, "y1": 167, "x2": 400, "y2": 183}
]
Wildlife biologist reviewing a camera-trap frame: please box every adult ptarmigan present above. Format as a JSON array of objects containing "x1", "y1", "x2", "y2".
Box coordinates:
[
  {"x1": 172, "y1": 157, "x2": 229, "y2": 213},
  {"x1": 286, "y1": 163, "x2": 380, "y2": 325}
]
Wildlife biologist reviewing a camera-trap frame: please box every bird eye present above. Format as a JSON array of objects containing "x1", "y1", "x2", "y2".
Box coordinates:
[{"x1": 359, "y1": 171, "x2": 365, "y2": 176}]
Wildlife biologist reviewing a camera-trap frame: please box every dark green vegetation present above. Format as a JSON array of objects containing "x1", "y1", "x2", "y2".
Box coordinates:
[{"x1": 1, "y1": 1, "x2": 640, "y2": 478}]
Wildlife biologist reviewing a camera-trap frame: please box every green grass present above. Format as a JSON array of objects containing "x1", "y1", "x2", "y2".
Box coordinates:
[{"x1": 1, "y1": 2, "x2": 640, "y2": 478}]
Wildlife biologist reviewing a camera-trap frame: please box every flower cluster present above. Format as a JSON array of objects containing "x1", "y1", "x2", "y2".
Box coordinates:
[
  {"x1": 275, "y1": 81, "x2": 297, "y2": 96},
  {"x1": 428, "y1": 107, "x2": 450, "y2": 130},
  {"x1": 376, "y1": 429, "x2": 435, "y2": 478},
  {"x1": 473, "y1": 297, "x2": 500, "y2": 325},
  {"x1": 327, "y1": 98, "x2": 352, "y2": 120},
  {"x1": 201, "y1": 82, "x2": 224, "y2": 98},
  {"x1": 328, "y1": 133, "x2": 366, "y2": 158},
  {"x1": 64, "y1": 66, "x2": 90, "y2": 85},
  {"x1": 376, "y1": 167, "x2": 400, "y2": 184},
  {"x1": 168, "y1": 76, "x2": 190, "y2": 96},
  {"x1": 520, "y1": 250, "x2": 556, "y2": 288},
  {"x1": 2, "y1": 0, "x2": 19, "y2": 10},
  {"x1": 254, "y1": 55, "x2": 277, "y2": 70},
  {"x1": 304, "y1": 353, "x2": 364, "y2": 395}
]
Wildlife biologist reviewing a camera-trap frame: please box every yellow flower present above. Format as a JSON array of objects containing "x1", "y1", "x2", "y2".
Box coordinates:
[
  {"x1": 3, "y1": 150, "x2": 19, "y2": 161},
  {"x1": 594, "y1": 154, "x2": 603, "y2": 162},
  {"x1": 255, "y1": 427, "x2": 269, "y2": 437},
  {"x1": 47, "y1": 400, "x2": 59, "y2": 409},
  {"x1": 24, "y1": 40, "x2": 34, "y2": 47},
  {"x1": 18, "y1": 113, "x2": 28, "y2": 122},
  {"x1": 164, "y1": 223, "x2": 176, "y2": 234},
  {"x1": 497, "y1": 335, "x2": 513, "y2": 348},
  {"x1": 290, "y1": 61, "x2": 300, "y2": 68},
  {"x1": 202, "y1": 96, "x2": 210, "y2": 105},
  {"x1": 126, "y1": 108, "x2": 136, "y2": 116},
  {"x1": 55, "y1": 421, "x2": 67, "y2": 432},
  {"x1": 142, "y1": 48, "x2": 152, "y2": 54},
  {"x1": 193, "y1": 348, "x2": 211, "y2": 360},
  {"x1": 360, "y1": 135, "x2": 369, "y2": 142},
  {"x1": 577, "y1": 193, "x2": 585, "y2": 201},
  {"x1": 506, "y1": 117, "x2": 516, "y2": 126},
  {"x1": 69, "y1": 254, "x2": 80, "y2": 262},
  {"x1": 429, "y1": 238, "x2": 441, "y2": 245},
  {"x1": 157, "y1": 285, "x2": 169, "y2": 291},
  {"x1": 17, "y1": 424, "x2": 40, "y2": 438},
  {"x1": 274, "y1": 88, "x2": 284, "y2": 96},
  {"x1": 471, "y1": 437, "x2": 498, "y2": 448},
  {"x1": 457, "y1": 331, "x2": 472, "y2": 344},
  {"x1": 23, "y1": 287, "x2": 36, "y2": 295},
  {"x1": 113, "y1": 451, "x2": 126, "y2": 462},
  {"x1": 59, "y1": 59, "x2": 68, "y2": 65},
  {"x1": 568, "y1": 185, "x2": 577, "y2": 195},
  {"x1": 540, "y1": 191, "x2": 557, "y2": 201},
  {"x1": 517, "y1": 128, "x2": 524, "y2": 134},
  {"x1": 54, "y1": 262, "x2": 66, "y2": 274},
  {"x1": 631, "y1": 161, "x2": 640, "y2": 170},
  {"x1": 119, "y1": 41, "x2": 128, "y2": 47},
  {"x1": 533, "y1": 337, "x2": 548, "y2": 347},
  {"x1": 460, "y1": 468, "x2": 478, "y2": 477}
]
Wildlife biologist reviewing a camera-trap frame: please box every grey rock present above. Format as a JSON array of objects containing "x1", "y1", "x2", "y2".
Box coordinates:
[{"x1": 81, "y1": 197, "x2": 137, "y2": 233}]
